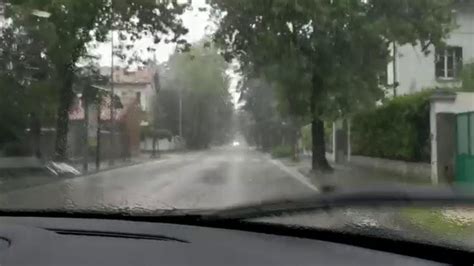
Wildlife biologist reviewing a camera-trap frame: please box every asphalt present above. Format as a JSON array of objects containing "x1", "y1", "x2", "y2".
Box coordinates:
[
  {"x1": 0, "y1": 148, "x2": 471, "y2": 250},
  {"x1": 0, "y1": 147, "x2": 318, "y2": 211}
]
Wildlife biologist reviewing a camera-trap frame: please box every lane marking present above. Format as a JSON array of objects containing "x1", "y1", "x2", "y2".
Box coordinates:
[{"x1": 268, "y1": 158, "x2": 319, "y2": 192}]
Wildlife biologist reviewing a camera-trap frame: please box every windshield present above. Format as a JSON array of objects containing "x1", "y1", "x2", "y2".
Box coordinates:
[{"x1": 0, "y1": 0, "x2": 473, "y2": 250}]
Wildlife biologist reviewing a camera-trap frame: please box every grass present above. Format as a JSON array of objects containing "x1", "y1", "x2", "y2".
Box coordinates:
[{"x1": 400, "y1": 208, "x2": 474, "y2": 237}]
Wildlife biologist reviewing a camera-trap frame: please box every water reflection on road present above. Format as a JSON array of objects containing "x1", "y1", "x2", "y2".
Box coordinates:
[{"x1": 0, "y1": 147, "x2": 317, "y2": 211}]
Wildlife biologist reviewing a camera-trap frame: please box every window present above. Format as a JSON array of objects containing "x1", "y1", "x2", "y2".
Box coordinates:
[{"x1": 435, "y1": 46, "x2": 463, "y2": 79}]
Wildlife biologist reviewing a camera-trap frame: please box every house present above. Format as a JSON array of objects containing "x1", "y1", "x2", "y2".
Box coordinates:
[
  {"x1": 390, "y1": 0, "x2": 474, "y2": 95},
  {"x1": 100, "y1": 66, "x2": 159, "y2": 126},
  {"x1": 328, "y1": 1, "x2": 474, "y2": 184},
  {"x1": 68, "y1": 89, "x2": 143, "y2": 160},
  {"x1": 383, "y1": 0, "x2": 474, "y2": 184}
]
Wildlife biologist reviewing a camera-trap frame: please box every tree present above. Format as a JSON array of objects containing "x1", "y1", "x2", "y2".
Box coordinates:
[
  {"x1": 0, "y1": 23, "x2": 55, "y2": 151},
  {"x1": 239, "y1": 77, "x2": 292, "y2": 151},
  {"x1": 6, "y1": 0, "x2": 189, "y2": 160},
  {"x1": 211, "y1": 0, "x2": 455, "y2": 171},
  {"x1": 159, "y1": 43, "x2": 234, "y2": 149},
  {"x1": 75, "y1": 64, "x2": 109, "y2": 169}
]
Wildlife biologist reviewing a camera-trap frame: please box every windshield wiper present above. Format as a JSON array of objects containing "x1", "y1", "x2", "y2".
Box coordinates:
[{"x1": 203, "y1": 186, "x2": 474, "y2": 221}]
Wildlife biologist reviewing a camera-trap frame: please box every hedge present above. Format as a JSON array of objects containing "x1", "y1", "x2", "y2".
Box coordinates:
[
  {"x1": 271, "y1": 145, "x2": 293, "y2": 159},
  {"x1": 351, "y1": 91, "x2": 431, "y2": 162}
]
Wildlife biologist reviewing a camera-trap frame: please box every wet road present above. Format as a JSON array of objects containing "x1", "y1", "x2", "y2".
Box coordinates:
[
  {"x1": 0, "y1": 148, "x2": 469, "y2": 249},
  {"x1": 0, "y1": 147, "x2": 318, "y2": 211}
]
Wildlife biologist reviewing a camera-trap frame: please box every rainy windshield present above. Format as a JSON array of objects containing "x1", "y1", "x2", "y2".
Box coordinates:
[{"x1": 1, "y1": 0, "x2": 474, "y2": 248}]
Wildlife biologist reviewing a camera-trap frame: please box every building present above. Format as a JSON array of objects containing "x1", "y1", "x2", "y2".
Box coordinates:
[
  {"x1": 382, "y1": 1, "x2": 474, "y2": 184},
  {"x1": 390, "y1": 0, "x2": 474, "y2": 95},
  {"x1": 68, "y1": 89, "x2": 143, "y2": 159},
  {"x1": 100, "y1": 66, "x2": 159, "y2": 126}
]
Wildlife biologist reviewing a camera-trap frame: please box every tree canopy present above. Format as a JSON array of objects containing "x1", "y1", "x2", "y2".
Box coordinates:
[
  {"x1": 5, "y1": 0, "x2": 189, "y2": 159},
  {"x1": 210, "y1": 0, "x2": 456, "y2": 170},
  {"x1": 156, "y1": 43, "x2": 234, "y2": 149}
]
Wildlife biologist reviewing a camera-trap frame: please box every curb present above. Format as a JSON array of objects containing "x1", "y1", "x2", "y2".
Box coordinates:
[
  {"x1": 78, "y1": 157, "x2": 167, "y2": 177},
  {"x1": 268, "y1": 157, "x2": 320, "y2": 192}
]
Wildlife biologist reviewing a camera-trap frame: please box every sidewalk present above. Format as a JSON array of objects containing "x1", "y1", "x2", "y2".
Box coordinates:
[
  {"x1": 280, "y1": 156, "x2": 432, "y2": 191},
  {"x1": 71, "y1": 152, "x2": 165, "y2": 175}
]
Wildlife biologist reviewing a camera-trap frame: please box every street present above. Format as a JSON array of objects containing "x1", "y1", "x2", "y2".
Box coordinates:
[
  {"x1": 0, "y1": 147, "x2": 318, "y2": 211},
  {"x1": 0, "y1": 147, "x2": 472, "y2": 249}
]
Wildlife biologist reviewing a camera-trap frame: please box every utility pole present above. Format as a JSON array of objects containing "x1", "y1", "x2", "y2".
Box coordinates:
[
  {"x1": 82, "y1": 91, "x2": 89, "y2": 172},
  {"x1": 179, "y1": 87, "x2": 183, "y2": 138},
  {"x1": 109, "y1": 0, "x2": 115, "y2": 166},
  {"x1": 96, "y1": 96, "x2": 101, "y2": 170},
  {"x1": 393, "y1": 41, "x2": 398, "y2": 97}
]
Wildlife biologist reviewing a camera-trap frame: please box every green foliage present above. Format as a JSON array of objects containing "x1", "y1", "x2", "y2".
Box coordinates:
[
  {"x1": 211, "y1": 0, "x2": 455, "y2": 169},
  {"x1": 301, "y1": 125, "x2": 312, "y2": 151},
  {"x1": 2, "y1": 142, "x2": 31, "y2": 157},
  {"x1": 271, "y1": 145, "x2": 293, "y2": 159},
  {"x1": 240, "y1": 78, "x2": 291, "y2": 149},
  {"x1": 351, "y1": 91, "x2": 432, "y2": 162},
  {"x1": 461, "y1": 63, "x2": 474, "y2": 91},
  {"x1": 212, "y1": 0, "x2": 454, "y2": 118},
  {"x1": 401, "y1": 208, "x2": 473, "y2": 237},
  {"x1": 6, "y1": 0, "x2": 188, "y2": 159},
  {"x1": 158, "y1": 43, "x2": 234, "y2": 149},
  {"x1": 299, "y1": 123, "x2": 333, "y2": 152},
  {"x1": 0, "y1": 25, "x2": 56, "y2": 146}
]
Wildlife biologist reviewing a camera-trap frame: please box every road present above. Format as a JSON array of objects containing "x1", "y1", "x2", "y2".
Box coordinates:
[
  {"x1": 0, "y1": 147, "x2": 318, "y2": 211},
  {"x1": 0, "y1": 148, "x2": 469, "y2": 249}
]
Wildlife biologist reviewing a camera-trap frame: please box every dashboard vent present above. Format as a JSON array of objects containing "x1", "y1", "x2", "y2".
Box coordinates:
[{"x1": 49, "y1": 229, "x2": 188, "y2": 243}]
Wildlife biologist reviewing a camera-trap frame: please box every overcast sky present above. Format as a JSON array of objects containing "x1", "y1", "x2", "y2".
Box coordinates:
[{"x1": 93, "y1": 0, "x2": 212, "y2": 66}]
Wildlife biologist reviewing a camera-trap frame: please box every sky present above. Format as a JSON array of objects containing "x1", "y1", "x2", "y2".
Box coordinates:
[
  {"x1": 91, "y1": 0, "x2": 241, "y2": 107},
  {"x1": 94, "y1": 0, "x2": 212, "y2": 66}
]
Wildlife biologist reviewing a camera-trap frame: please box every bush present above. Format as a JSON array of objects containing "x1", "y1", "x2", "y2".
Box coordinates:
[
  {"x1": 301, "y1": 125, "x2": 312, "y2": 151},
  {"x1": 351, "y1": 91, "x2": 431, "y2": 162},
  {"x1": 271, "y1": 145, "x2": 293, "y2": 158},
  {"x1": 461, "y1": 63, "x2": 474, "y2": 91},
  {"x1": 2, "y1": 142, "x2": 31, "y2": 157}
]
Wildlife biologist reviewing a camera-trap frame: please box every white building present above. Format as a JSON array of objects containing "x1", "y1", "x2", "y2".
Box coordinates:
[
  {"x1": 390, "y1": 1, "x2": 474, "y2": 95},
  {"x1": 385, "y1": 1, "x2": 474, "y2": 184}
]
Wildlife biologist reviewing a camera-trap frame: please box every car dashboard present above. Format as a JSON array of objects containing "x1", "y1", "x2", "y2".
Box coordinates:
[{"x1": 0, "y1": 216, "x2": 445, "y2": 265}]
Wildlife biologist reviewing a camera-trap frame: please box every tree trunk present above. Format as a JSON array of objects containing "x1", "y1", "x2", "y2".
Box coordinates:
[
  {"x1": 311, "y1": 118, "x2": 331, "y2": 171},
  {"x1": 310, "y1": 73, "x2": 332, "y2": 172},
  {"x1": 54, "y1": 70, "x2": 74, "y2": 161}
]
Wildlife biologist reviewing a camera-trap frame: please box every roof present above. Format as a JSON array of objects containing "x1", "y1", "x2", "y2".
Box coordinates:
[{"x1": 100, "y1": 67, "x2": 155, "y2": 85}]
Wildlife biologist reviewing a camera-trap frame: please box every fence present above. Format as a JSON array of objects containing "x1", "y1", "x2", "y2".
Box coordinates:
[
  {"x1": 456, "y1": 112, "x2": 474, "y2": 183},
  {"x1": 16, "y1": 125, "x2": 129, "y2": 163}
]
